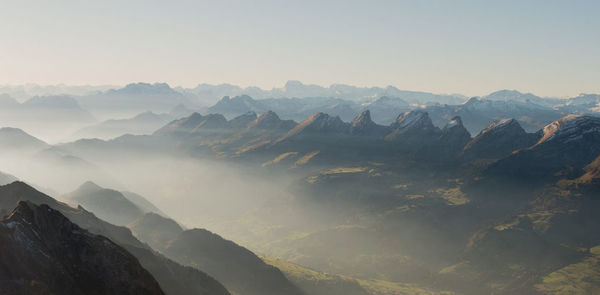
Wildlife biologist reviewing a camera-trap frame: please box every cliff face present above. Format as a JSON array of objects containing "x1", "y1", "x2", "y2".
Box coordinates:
[{"x1": 0, "y1": 201, "x2": 165, "y2": 295}]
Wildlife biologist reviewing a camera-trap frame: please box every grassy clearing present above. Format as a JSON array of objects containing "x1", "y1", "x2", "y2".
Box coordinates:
[
  {"x1": 432, "y1": 187, "x2": 469, "y2": 205},
  {"x1": 294, "y1": 150, "x2": 320, "y2": 167},
  {"x1": 535, "y1": 246, "x2": 600, "y2": 294},
  {"x1": 263, "y1": 256, "x2": 452, "y2": 295},
  {"x1": 262, "y1": 152, "x2": 298, "y2": 167}
]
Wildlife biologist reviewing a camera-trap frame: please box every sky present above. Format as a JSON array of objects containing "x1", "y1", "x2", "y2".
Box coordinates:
[{"x1": 0, "y1": 0, "x2": 598, "y2": 97}]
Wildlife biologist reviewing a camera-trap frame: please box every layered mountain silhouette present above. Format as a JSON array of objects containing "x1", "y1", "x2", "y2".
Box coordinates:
[
  {"x1": 127, "y1": 202, "x2": 306, "y2": 295},
  {"x1": 61, "y1": 180, "x2": 306, "y2": 295},
  {"x1": 77, "y1": 83, "x2": 195, "y2": 120},
  {"x1": 0, "y1": 201, "x2": 165, "y2": 295},
  {"x1": 164, "y1": 229, "x2": 304, "y2": 295},
  {"x1": 350, "y1": 110, "x2": 389, "y2": 137},
  {"x1": 0, "y1": 182, "x2": 230, "y2": 295},
  {"x1": 488, "y1": 115, "x2": 600, "y2": 180},
  {"x1": 73, "y1": 111, "x2": 174, "y2": 140},
  {"x1": 462, "y1": 118, "x2": 539, "y2": 160},
  {"x1": 65, "y1": 181, "x2": 145, "y2": 226},
  {"x1": 0, "y1": 127, "x2": 50, "y2": 153}
]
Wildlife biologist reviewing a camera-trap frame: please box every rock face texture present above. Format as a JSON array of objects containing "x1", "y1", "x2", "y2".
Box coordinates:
[
  {"x1": 248, "y1": 111, "x2": 297, "y2": 131},
  {"x1": 0, "y1": 201, "x2": 165, "y2": 295},
  {"x1": 0, "y1": 181, "x2": 231, "y2": 295},
  {"x1": 349, "y1": 110, "x2": 389, "y2": 137},
  {"x1": 487, "y1": 115, "x2": 600, "y2": 180},
  {"x1": 275, "y1": 112, "x2": 350, "y2": 143},
  {"x1": 384, "y1": 111, "x2": 441, "y2": 147},
  {"x1": 462, "y1": 118, "x2": 539, "y2": 159},
  {"x1": 438, "y1": 116, "x2": 472, "y2": 150}
]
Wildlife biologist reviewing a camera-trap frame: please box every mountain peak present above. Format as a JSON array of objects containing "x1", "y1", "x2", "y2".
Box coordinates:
[
  {"x1": 435, "y1": 116, "x2": 471, "y2": 150},
  {"x1": 350, "y1": 110, "x2": 388, "y2": 137},
  {"x1": 462, "y1": 118, "x2": 538, "y2": 159},
  {"x1": 351, "y1": 110, "x2": 372, "y2": 127},
  {"x1": 77, "y1": 180, "x2": 103, "y2": 192},
  {"x1": 275, "y1": 112, "x2": 350, "y2": 143},
  {"x1": 209, "y1": 95, "x2": 264, "y2": 116},
  {"x1": 156, "y1": 112, "x2": 231, "y2": 135},
  {"x1": 385, "y1": 110, "x2": 440, "y2": 142},
  {"x1": 0, "y1": 127, "x2": 49, "y2": 151},
  {"x1": 464, "y1": 97, "x2": 480, "y2": 105},
  {"x1": 390, "y1": 110, "x2": 435, "y2": 131},
  {"x1": 483, "y1": 118, "x2": 520, "y2": 133},
  {"x1": 247, "y1": 111, "x2": 296, "y2": 131},
  {"x1": 535, "y1": 114, "x2": 600, "y2": 146},
  {"x1": 23, "y1": 95, "x2": 82, "y2": 109},
  {"x1": 115, "y1": 82, "x2": 176, "y2": 95},
  {"x1": 229, "y1": 111, "x2": 257, "y2": 129}
]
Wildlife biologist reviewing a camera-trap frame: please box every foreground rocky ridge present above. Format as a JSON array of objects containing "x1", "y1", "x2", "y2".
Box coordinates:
[
  {"x1": 0, "y1": 182, "x2": 230, "y2": 295},
  {"x1": 0, "y1": 201, "x2": 165, "y2": 295}
]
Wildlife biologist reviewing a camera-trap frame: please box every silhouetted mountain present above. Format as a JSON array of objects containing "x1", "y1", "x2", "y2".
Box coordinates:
[
  {"x1": 0, "y1": 201, "x2": 165, "y2": 295},
  {"x1": 385, "y1": 110, "x2": 440, "y2": 144},
  {"x1": 127, "y1": 208, "x2": 307, "y2": 295},
  {"x1": 229, "y1": 111, "x2": 258, "y2": 129},
  {"x1": 361, "y1": 96, "x2": 411, "y2": 124},
  {"x1": 130, "y1": 212, "x2": 183, "y2": 250},
  {"x1": 186, "y1": 80, "x2": 465, "y2": 105},
  {"x1": 0, "y1": 181, "x2": 230, "y2": 295},
  {"x1": 437, "y1": 116, "x2": 472, "y2": 151},
  {"x1": 209, "y1": 95, "x2": 267, "y2": 117},
  {"x1": 122, "y1": 191, "x2": 168, "y2": 217},
  {"x1": 275, "y1": 112, "x2": 350, "y2": 144},
  {"x1": 483, "y1": 89, "x2": 564, "y2": 107},
  {"x1": 156, "y1": 112, "x2": 230, "y2": 135},
  {"x1": 0, "y1": 93, "x2": 20, "y2": 107},
  {"x1": 65, "y1": 181, "x2": 144, "y2": 226},
  {"x1": 559, "y1": 94, "x2": 600, "y2": 113},
  {"x1": 169, "y1": 103, "x2": 197, "y2": 118},
  {"x1": 248, "y1": 111, "x2": 297, "y2": 131},
  {"x1": 0, "y1": 95, "x2": 97, "y2": 142},
  {"x1": 77, "y1": 83, "x2": 193, "y2": 120},
  {"x1": 462, "y1": 119, "x2": 539, "y2": 160},
  {"x1": 0, "y1": 127, "x2": 49, "y2": 153},
  {"x1": 24, "y1": 95, "x2": 82, "y2": 109},
  {"x1": 349, "y1": 110, "x2": 389, "y2": 137},
  {"x1": 425, "y1": 97, "x2": 563, "y2": 134},
  {"x1": 73, "y1": 111, "x2": 174, "y2": 139},
  {"x1": 164, "y1": 229, "x2": 305, "y2": 295},
  {"x1": 21, "y1": 95, "x2": 96, "y2": 123},
  {"x1": 488, "y1": 115, "x2": 600, "y2": 180}
]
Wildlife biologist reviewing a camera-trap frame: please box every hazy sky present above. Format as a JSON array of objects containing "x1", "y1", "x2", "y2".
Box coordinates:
[{"x1": 1, "y1": 0, "x2": 598, "y2": 97}]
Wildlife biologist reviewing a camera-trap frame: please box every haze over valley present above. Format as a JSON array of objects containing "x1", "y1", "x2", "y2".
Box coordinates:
[
  {"x1": 0, "y1": 80, "x2": 600, "y2": 294},
  {"x1": 1, "y1": 1, "x2": 600, "y2": 294}
]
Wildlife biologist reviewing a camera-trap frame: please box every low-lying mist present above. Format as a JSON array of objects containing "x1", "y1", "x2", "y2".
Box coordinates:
[{"x1": 1, "y1": 149, "x2": 294, "y2": 234}]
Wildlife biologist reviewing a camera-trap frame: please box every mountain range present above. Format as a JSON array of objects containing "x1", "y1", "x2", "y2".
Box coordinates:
[{"x1": 2, "y1": 81, "x2": 600, "y2": 294}]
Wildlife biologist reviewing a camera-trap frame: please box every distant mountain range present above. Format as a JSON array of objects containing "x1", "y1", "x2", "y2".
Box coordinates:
[
  {"x1": 72, "y1": 111, "x2": 175, "y2": 140},
  {"x1": 1, "y1": 82, "x2": 599, "y2": 142},
  {"x1": 2, "y1": 81, "x2": 600, "y2": 294}
]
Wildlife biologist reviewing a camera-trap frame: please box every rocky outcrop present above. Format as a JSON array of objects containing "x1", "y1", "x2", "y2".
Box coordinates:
[
  {"x1": 0, "y1": 201, "x2": 165, "y2": 295},
  {"x1": 462, "y1": 118, "x2": 538, "y2": 159},
  {"x1": 350, "y1": 110, "x2": 389, "y2": 137}
]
